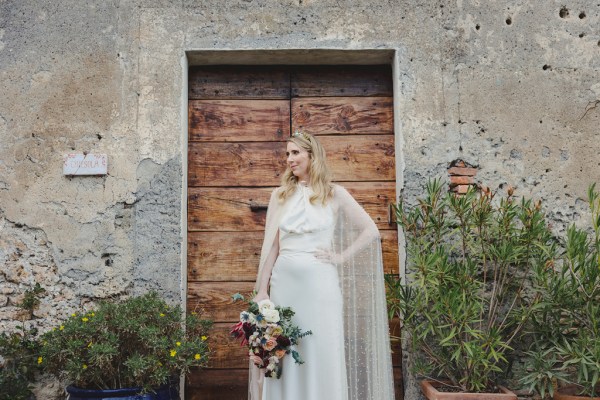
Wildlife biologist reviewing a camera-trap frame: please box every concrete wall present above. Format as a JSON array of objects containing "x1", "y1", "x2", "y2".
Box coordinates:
[{"x1": 1, "y1": 0, "x2": 598, "y2": 398}]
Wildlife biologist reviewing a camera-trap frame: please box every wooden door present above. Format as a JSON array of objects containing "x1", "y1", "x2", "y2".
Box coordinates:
[{"x1": 186, "y1": 65, "x2": 402, "y2": 399}]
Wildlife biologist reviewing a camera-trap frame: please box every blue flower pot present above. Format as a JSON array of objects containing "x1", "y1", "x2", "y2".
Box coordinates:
[{"x1": 66, "y1": 383, "x2": 179, "y2": 400}]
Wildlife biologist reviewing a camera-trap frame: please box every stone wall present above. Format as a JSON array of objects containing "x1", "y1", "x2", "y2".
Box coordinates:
[{"x1": 1, "y1": 0, "x2": 599, "y2": 398}]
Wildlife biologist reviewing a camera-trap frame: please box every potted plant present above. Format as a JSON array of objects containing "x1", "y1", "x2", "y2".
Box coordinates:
[
  {"x1": 521, "y1": 184, "x2": 600, "y2": 399},
  {"x1": 386, "y1": 179, "x2": 556, "y2": 399},
  {"x1": 39, "y1": 291, "x2": 211, "y2": 399}
]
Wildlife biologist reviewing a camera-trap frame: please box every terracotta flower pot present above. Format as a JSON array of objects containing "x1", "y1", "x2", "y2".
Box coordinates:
[
  {"x1": 420, "y1": 379, "x2": 517, "y2": 400},
  {"x1": 553, "y1": 385, "x2": 600, "y2": 400}
]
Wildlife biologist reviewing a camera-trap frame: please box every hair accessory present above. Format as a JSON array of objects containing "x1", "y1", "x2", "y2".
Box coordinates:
[{"x1": 292, "y1": 130, "x2": 310, "y2": 141}]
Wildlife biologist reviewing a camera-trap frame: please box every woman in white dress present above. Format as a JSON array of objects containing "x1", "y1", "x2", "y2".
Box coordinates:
[{"x1": 250, "y1": 132, "x2": 394, "y2": 400}]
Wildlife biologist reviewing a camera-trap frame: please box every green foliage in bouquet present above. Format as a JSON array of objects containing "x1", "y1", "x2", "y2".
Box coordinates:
[
  {"x1": 0, "y1": 283, "x2": 45, "y2": 400},
  {"x1": 522, "y1": 184, "x2": 600, "y2": 398},
  {"x1": 386, "y1": 179, "x2": 556, "y2": 393},
  {"x1": 39, "y1": 292, "x2": 211, "y2": 393}
]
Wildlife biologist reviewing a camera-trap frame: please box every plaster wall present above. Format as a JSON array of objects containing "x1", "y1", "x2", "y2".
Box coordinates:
[{"x1": 0, "y1": 1, "x2": 599, "y2": 398}]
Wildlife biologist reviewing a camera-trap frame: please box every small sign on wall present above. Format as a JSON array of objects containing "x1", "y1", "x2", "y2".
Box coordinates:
[{"x1": 63, "y1": 153, "x2": 108, "y2": 175}]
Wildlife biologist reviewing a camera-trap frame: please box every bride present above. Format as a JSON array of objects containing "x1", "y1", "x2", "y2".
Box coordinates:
[{"x1": 250, "y1": 131, "x2": 394, "y2": 400}]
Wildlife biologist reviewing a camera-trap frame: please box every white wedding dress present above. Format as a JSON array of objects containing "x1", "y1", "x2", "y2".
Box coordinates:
[{"x1": 262, "y1": 184, "x2": 349, "y2": 400}]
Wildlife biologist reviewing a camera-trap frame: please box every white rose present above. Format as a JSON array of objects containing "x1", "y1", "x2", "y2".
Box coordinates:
[
  {"x1": 262, "y1": 308, "x2": 280, "y2": 323},
  {"x1": 258, "y1": 299, "x2": 275, "y2": 313}
]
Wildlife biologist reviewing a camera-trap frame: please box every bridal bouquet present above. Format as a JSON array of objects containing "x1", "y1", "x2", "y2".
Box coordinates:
[{"x1": 230, "y1": 294, "x2": 312, "y2": 378}]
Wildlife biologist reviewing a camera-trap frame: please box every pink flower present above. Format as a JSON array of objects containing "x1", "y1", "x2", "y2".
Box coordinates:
[
  {"x1": 263, "y1": 337, "x2": 277, "y2": 351},
  {"x1": 230, "y1": 322, "x2": 248, "y2": 346}
]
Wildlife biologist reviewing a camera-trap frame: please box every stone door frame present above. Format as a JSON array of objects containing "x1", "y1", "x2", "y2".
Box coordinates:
[{"x1": 180, "y1": 48, "x2": 406, "y2": 398}]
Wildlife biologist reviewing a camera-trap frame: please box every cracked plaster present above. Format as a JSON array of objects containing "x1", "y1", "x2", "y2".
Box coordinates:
[{"x1": 0, "y1": 0, "x2": 599, "y2": 398}]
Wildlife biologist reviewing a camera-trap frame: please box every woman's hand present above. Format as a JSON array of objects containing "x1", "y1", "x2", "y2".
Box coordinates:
[
  {"x1": 315, "y1": 248, "x2": 344, "y2": 265},
  {"x1": 252, "y1": 291, "x2": 269, "y2": 304}
]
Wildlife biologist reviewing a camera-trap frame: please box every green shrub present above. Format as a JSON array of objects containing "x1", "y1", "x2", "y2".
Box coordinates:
[
  {"x1": 387, "y1": 179, "x2": 555, "y2": 392},
  {"x1": 0, "y1": 283, "x2": 46, "y2": 400},
  {"x1": 40, "y1": 292, "x2": 211, "y2": 393},
  {"x1": 0, "y1": 328, "x2": 40, "y2": 400},
  {"x1": 522, "y1": 184, "x2": 600, "y2": 398}
]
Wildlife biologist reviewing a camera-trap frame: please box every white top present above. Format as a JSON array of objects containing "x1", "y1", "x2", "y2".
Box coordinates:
[{"x1": 279, "y1": 185, "x2": 334, "y2": 234}]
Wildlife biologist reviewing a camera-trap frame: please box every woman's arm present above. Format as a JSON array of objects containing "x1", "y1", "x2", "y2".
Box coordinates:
[
  {"x1": 317, "y1": 185, "x2": 381, "y2": 264},
  {"x1": 253, "y1": 231, "x2": 279, "y2": 303}
]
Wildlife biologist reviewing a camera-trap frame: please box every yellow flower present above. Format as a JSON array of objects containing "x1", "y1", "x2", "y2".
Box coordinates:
[
  {"x1": 159, "y1": 313, "x2": 165, "y2": 317},
  {"x1": 37, "y1": 357, "x2": 43, "y2": 365},
  {"x1": 81, "y1": 317, "x2": 89, "y2": 322},
  {"x1": 71, "y1": 313, "x2": 76, "y2": 317},
  {"x1": 82, "y1": 364, "x2": 88, "y2": 370},
  {"x1": 88, "y1": 341, "x2": 93, "y2": 348},
  {"x1": 170, "y1": 349, "x2": 177, "y2": 357},
  {"x1": 176, "y1": 341, "x2": 181, "y2": 347},
  {"x1": 59, "y1": 325, "x2": 64, "y2": 331},
  {"x1": 194, "y1": 354, "x2": 201, "y2": 360},
  {"x1": 201, "y1": 336, "x2": 207, "y2": 341},
  {"x1": 90, "y1": 312, "x2": 95, "y2": 317}
]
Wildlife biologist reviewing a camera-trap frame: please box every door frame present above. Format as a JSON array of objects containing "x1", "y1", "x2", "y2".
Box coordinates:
[{"x1": 180, "y1": 48, "x2": 406, "y2": 397}]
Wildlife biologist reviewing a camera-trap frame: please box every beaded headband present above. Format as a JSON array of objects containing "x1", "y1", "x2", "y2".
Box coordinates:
[{"x1": 292, "y1": 130, "x2": 311, "y2": 141}]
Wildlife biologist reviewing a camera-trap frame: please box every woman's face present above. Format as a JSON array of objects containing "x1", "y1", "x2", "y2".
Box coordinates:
[{"x1": 286, "y1": 141, "x2": 310, "y2": 181}]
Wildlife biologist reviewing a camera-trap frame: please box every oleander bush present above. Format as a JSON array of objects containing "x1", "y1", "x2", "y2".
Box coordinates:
[
  {"x1": 387, "y1": 179, "x2": 556, "y2": 393},
  {"x1": 522, "y1": 184, "x2": 600, "y2": 398}
]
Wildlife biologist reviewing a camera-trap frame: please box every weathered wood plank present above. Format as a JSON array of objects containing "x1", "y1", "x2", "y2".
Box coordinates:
[
  {"x1": 321, "y1": 135, "x2": 396, "y2": 181},
  {"x1": 189, "y1": 100, "x2": 290, "y2": 142},
  {"x1": 187, "y1": 360, "x2": 403, "y2": 399},
  {"x1": 198, "y1": 321, "x2": 401, "y2": 369},
  {"x1": 188, "y1": 66, "x2": 290, "y2": 100},
  {"x1": 188, "y1": 187, "x2": 274, "y2": 232},
  {"x1": 390, "y1": 318, "x2": 402, "y2": 366},
  {"x1": 343, "y1": 181, "x2": 396, "y2": 228},
  {"x1": 186, "y1": 368, "x2": 248, "y2": 400},
  {"x1": 188, "y1": 136, "x2": 394, "y2": 187},
  {"x1": 188, "y1": 232, "x2": 262, "y2": 282},
  {"x1": 187, "y1": 230, "x2": 397, "y2": 282},
  {"x1": 292, "y1": 97, "x2": 394, "y2": 134},
  {"x1": 188, "y1": 281, "x2": 254, "y2": 322},
  {"x1": 394, "y1": 366, "x2": 405, "y2": 399},
  {"x1": 204, "y1": 323, "x2": 249, "y2": 369},
  {"x1": 188, "y1": 183, "x2": 395, "y2": 232},
  {"x1": 186, "y1": 382, "x2": 247, "y2": 400},
  {"x1": 188, "y1": 142, "x2": 286, "y2": 187},
  {"x1": 381, "y1": 230, "x2": 399, "y2": 275},
  {"x1": 291, "y1": 65, "x2": 393, "y2": 98}
]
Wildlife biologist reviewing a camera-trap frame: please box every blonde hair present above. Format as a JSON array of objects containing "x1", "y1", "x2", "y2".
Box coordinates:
[{"x1": 279, "y1": 132, "x2": 334, "y2": 205}]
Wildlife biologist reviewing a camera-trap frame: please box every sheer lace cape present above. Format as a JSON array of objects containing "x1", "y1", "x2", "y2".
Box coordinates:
[{"x1": 249, "y1": 184, "x2": 395, "y2": 400}]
